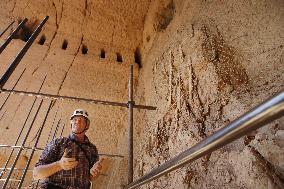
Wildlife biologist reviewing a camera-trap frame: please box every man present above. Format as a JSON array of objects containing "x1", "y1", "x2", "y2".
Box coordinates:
[{"x1": 33, "y1": 109, "x2": 103, "y2": 189}]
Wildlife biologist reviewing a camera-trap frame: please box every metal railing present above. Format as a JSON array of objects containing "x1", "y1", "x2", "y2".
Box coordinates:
[
  {"x1": 1, "y1": 99, "x2": 45, "y2": 188},
  {"x1": 127, "y1": 90, "x2": 284, "y2": 189},
  {"x1": 0, "y1": 15, "x2": 156, "y2": 187}
]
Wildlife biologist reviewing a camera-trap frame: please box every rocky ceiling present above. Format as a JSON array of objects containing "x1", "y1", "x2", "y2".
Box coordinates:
[{"x1": 0, "y1": 0, "x2": 151, "y2": 50}]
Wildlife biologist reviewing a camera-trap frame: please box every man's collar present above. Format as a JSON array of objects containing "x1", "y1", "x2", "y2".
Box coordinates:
[{"x1": 69, "y1": 133, "x2": 90, "y2": 144}]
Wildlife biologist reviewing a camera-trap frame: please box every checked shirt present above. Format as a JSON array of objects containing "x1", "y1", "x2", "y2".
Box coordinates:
[{"x1": 35, "y1": 134, "x2": 99, "y2": 189}]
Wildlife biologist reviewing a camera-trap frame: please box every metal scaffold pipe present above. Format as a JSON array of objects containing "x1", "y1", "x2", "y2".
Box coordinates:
[
  {"x1": 0, "y1": 16, "x2": 49, "y2": 88},
  {"x1": 0, "y1": 75, "x2": 46, "y2": 179},
  {"x1": 127, "y1": 90, "x2": 284, "y2": 189},
  {"x1": 17, "y1": 100, "x2": 53, "y2": 188},
  {"x1": 128, "y1": 65, "x2": 134, "y2": 184},
  {"x1": 1, "y1": 99, "x2": 44, "y2": 189},
  {"x1": 0, "y1": 19, "x2": 27, "y2": 54},
  {"x1": 0, "y1": 97, "x2": 38, "y2": 179},
  {"x1": 45, "y1": 105, "x2": 59, "y2": 144},
  {"x1": 0, "y1": 21, "x2": 15, "y2": 38},
  {"x1": 0, "y1": 68, "x2": 26, "y2": 111},
  {"x1": 0, "y1": 89, "x2": 157, "y2": 110},
  {"x1": 52, "y1": 119, "x2": 61, "y2": 140},
  {"x1": 0, "y1": 144, "x2": 124, "y2": 158},
  {"x1": 0, "y1": 168, "x2": 33, "y2": 171},
  {"x1": 59, "y1": 123, "x2": 66, "y2": 138},
  {"x1": 0, "y1": 145, "x2": 43, "y2": 151}
]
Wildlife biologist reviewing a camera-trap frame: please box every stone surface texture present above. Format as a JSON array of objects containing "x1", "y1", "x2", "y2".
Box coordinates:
[
  {"x1": 135, "y1": 0, "x2": 284, "y2": 189},
  {"x1": 0, "y1": 0, "x2": 283, "y2": 188}
]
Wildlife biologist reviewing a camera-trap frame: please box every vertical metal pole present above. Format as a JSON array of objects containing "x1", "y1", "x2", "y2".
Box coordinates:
[
  {"x1": 128, "y1": 65, "x2": 134, "y2": 183},
  {"x1": 0, "y1": 16, "x2": 49, "y2": 88},
  {"x1": 0, "y1": 21, "x2": 15, "y2": 38},
  {"x1": 0, "y1": 19, "x2": 27, "y2": 54}
]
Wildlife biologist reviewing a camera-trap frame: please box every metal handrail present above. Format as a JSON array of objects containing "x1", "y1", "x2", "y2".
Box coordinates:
[{"x1": 127, "y1": 90, "x2": 284, "y2": 189}]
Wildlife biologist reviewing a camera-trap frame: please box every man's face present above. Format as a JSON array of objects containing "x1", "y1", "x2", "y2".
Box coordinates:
[{"x1": 71, "y1": 115, "x2": 88, "y2": 134}]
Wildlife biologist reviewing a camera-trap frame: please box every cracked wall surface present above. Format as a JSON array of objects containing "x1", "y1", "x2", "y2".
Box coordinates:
[
  {"x1": 0, "y1": 0, "x2": 150, "y2": 188},
  {"x1": 134, "y1": 0, "x2": 284, "y2": 189},
  {"x1": 0, "y1": 0, "x2": 283, "y2": 189}
]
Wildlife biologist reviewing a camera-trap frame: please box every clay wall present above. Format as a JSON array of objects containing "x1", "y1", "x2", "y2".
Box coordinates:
[
  {"x1": 134, "y1": 0, "x2": 284, "y2": 188},
  {"x1": 0, "y1": 0, "x2": 150, "y2": 188}
]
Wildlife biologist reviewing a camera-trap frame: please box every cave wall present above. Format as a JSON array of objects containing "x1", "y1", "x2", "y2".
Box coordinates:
[
  {"x1": 0, "y1": 0, "x2": 151, "y2": 188},
  {"x1": 0, "y1": 0, "x2": 283, "y2": 188},
  {"x1": 134, "y1": 0, "x2": 284, "y2": 188}
]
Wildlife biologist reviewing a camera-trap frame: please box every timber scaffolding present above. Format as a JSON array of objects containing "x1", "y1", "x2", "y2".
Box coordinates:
[{"x1": 0, "y1": 16, "x2": 283, "y2": 189}]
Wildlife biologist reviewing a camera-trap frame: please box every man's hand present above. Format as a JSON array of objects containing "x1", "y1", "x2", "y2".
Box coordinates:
[
  {"x1": 90, "y1": 158, "x2": 104, "y2": 179},
  {"x1": 58, "y1": 149, "x2": 78, "y2": 170}
]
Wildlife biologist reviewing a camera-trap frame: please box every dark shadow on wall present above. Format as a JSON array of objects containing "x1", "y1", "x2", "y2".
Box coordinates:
[
  {"x1": 14, "y1": 19, "x2": 39, "y2": 42},
  {"x1": 154, "y1": 0, "x2": 175, "y2": 32}
]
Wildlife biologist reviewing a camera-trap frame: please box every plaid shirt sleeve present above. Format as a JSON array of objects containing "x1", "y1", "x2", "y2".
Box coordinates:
[{"x1": 35, "y1": 138, "x2": 62, "y2": 167}]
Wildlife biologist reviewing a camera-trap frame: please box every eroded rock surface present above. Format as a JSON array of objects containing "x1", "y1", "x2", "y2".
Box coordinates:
[{"x1": 0, "y1": 0, "x2": 283, "y2": 188}]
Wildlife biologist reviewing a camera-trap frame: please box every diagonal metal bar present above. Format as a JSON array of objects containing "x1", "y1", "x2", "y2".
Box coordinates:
[
  {"x1": 10, "y1": 167, "x2": 20, "y2": 188},
  {"x1": 45, "y1": 104, "x2": 59, "y2": 144},
  {"x1": 1, "y1": 99, "x2": 43, "y2": 189},
  {"x1": 0, "y1": 21, "x2": 15, "y2": 37},
  {"x1": 0, "y1": 68, "x2": 26, "y2": 111},
  {"x1": 127, "y1": 90, "x2": 284, "y2": 189},
  {"x1": 2, "y1": 75, "x2": 47, "y2": 132},
  {"x1": 0, "y1": 75, "x2": 47, "y2": 178},
  {"x1": 0, "y1": 98, "x2": 37, "y2": 179},
  {"x1": 0, "y1": 19, "x2": 27, "y2": 54},
  {"x1": 52, "y1": 119, "x2": 61, "y2": 140},
  {"x1": 17, "y1": 100, "x2": 53, "y2": 189},
  {"x1": 59, "y1": 123, "x2": 66, "y2": 137},
  {"x1": 0, "y1": 16, "x2": 48, "y2": 88}
]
